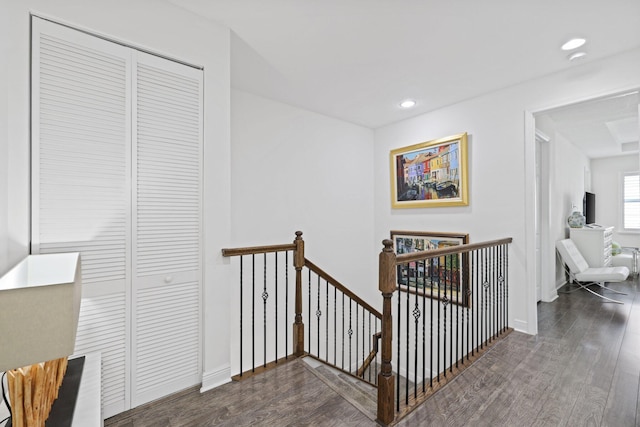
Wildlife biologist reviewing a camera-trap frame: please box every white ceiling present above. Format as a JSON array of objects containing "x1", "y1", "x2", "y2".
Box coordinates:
[
  {"x1": 536, "y1": 91, "x2": 639, "y2": 159},
  {"x1": 169, "y1": 0, "x2": 640, "y2": 130}
]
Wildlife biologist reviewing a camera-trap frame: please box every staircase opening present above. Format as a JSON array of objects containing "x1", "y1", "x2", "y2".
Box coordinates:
[{"x1": 222, "y1": 231, "x2": 513, "y2": 425}]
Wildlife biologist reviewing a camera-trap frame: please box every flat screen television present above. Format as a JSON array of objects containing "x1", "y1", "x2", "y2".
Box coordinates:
[{"x1": 583, "y1": 192, "x2": 596, "y2": 224}]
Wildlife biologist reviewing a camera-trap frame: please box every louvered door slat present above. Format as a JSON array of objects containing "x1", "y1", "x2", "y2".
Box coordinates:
[{"x1": 31, "y1": 18, "x2": 131, "y2": 418}]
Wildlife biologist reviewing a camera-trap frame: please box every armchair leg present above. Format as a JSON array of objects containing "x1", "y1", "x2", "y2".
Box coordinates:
[
  {"x1": 560, "y1": 281, "x2": 625, "y2": 303},
  {"x1": 582, "y1": 285, "x2": 623, "y2": 304},
  {"x1": 593, "y1": 281, "x2": 626, "y2": 295}
]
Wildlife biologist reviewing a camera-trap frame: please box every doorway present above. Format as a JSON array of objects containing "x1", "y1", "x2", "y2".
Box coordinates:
[{"x1": 530, "y1": 90, "x2": 640, "y2": 314}]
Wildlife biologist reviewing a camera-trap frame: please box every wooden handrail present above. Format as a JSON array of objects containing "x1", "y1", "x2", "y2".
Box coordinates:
[
  {"x1": 304, "y1": 258, "x2": 382, "y2": 319},
  {"x1": 221, "y1": 243, "x2": 296, "y2": 257},
  {"x1": 395, "y1": 237, "x2": 513, "y2": 264}
]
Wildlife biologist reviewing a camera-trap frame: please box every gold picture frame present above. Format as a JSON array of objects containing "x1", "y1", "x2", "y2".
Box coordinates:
[{"x1": 390, "y1": 133, "x2": 468, "y2": 208}]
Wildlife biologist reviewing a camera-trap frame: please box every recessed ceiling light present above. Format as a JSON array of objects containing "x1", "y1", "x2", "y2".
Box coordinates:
[
  {"x1": 400, "y1": 99, "x2": 416, "y2": 108},
  {"x1": 561, "y1": 38, "x2": 586, "y2": 51},
  {"x1": 568, "y1": 51, "x2": 587, "y2": 61}
]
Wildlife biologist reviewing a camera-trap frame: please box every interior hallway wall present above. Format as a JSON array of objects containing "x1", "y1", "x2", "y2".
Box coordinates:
[
  {"x1": 230, "y1": 89, "x2": 377, "y2": 306},
  {"x1": 374, "y1": 47, "x2": 640, "y2": 335}
]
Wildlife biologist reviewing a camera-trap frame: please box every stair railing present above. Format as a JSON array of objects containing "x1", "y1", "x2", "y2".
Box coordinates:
[
  {"x1": 376, "y1": 237, "x2": 513, "y2": 425},
  {"x1": 221, "y1": 234, "x2": 299, "y2": 379},
  {"x1": 221, "y1": 231, "x2": 382, "y2": 386},
  {"x1": 222, "y1": 232, "x2": 513, "y2": 426}
]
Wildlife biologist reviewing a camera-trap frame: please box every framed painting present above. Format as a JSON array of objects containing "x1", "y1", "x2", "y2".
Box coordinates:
[
  {"x1": 391, "y1": 230, "x2": 470, "y2": 307},
  {"x1": 390, "y1": 133, "x2": 468, "y2": 208}
]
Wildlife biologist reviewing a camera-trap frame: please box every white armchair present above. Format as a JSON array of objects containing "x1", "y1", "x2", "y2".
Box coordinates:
[{"x1": 556, "y1": 238, "x2": 629, "y2": 304}]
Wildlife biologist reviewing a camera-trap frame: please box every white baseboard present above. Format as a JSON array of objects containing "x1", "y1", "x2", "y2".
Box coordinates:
[
  {"x1": 512, "y1": 318, "x2": 529, "y2": 333},
  {"x1": 200, "y1": 364, "x2": 231, "y2": 393}
]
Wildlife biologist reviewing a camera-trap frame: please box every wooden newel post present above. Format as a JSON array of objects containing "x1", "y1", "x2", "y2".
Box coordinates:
[
  {"x1": 377, "y1": 239, "x2": 396, "y2": 425},
  {"x1": 293, "y1": 231, "x2": 305, "y2": 356}
]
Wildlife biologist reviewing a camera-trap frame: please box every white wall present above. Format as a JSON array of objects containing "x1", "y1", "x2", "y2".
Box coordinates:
[
  {"x1": 374, "y1": 48, "x2": 640, "y2": 335},
  {"x1": 1, "y1": 0, "x2": 232, "y2": 404},
  {"x1": 0, "y1": 8, "x2": 8, "y2": 273},
  {"x1": 230, "y1": 90, "x2": 377, "y2": 305},
  {"x1": 592, "y1": 154, "x2": 640, "y2": 247},
  {"x1": 548, "y1": 132, "x2": 591, "y2": 286}
]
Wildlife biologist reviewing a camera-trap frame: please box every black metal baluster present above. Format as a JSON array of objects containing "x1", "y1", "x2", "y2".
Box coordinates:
[
  {"x1": 317, "y1": 275, "x2": 321, "y2": 358},
  {"x1": 497, "y1": 245, "x2": 502, "y2": 335},
  {"x1": 375, "y1": 317, "x2": 379, "y2": 385},
  {"x1": 334, "y1": 286, "x2": 337, "y2": 366},
  {"x1": 493, "y1": 245, "x2": 497, "y2": 341},
  {"x1": 456, "y1": 253, "x2": 460, "y2": 369},
  {"x1": 413, "y1": 262, "x2": 419, "y2": 399},
  {"x1": 422, "y1": 259, "x2": 426, "y2": 393},
  {"x1": 447, "y1": 255, "x2": 452, "y2": 375},
  {"x1": 356, "y1": 303, "x2": 360, "y2": 373},
  {"x1": 342, "y1": 293, "x2": 345, "y2": 371},
  {"x1": 356, "y1": 302, "x2": 359, "y2": 374},
  {"x1": 240, "y1": 256, "x2": 243, "y2": 376},
  {"x1": 252, "y1": 254, "x2": 255, "y2": 372},
  {"x1": 484, "y1": 247, "x2": 489, "y2": 349},
  {"x1": 502, "y1": 244, "x2": 507, "y2": 333},
  {"x1": 275, "y1": 252, "x2": 278, "y2": 363},
  {"x1": 491, "y1": 247, "x2": 495, "y2": 341},
  {"x1": 397, "y1": 266, "x2": 401, "y2": 412},
  {"x1": 499, "y1": 245, "x2": 503, "y2": 334},
  {"x1": 368, "y1": 312, "x2": 371, "y2": 381},
  {"x1": 490, "y1": 247, "x2": 495, "y2": 342},
  {"x1": 405, "y1": 265, "x2": 410, "y2": 405},
  {"x1": 263, "y1": 253, "x2": 267, "y2": 368},
  {"x1": 430, "y1": 258, "x2": 434, "y2": 388},
  {"x1": 480, "y1": 248, "x2": 485, "y2": 349},
  {"x1": 348, "y1": 297, "x2": 353, "y2": 374},
  {"x1": 437, "y1": 256, "x2": 441, "y2": 382},
  {"x1": 308, "y1": 269, "x2": 311, "y2": 353},
  {"x1": 362, "y1": 305, "x2": 365, "y2": 377},
  {"x1": 326, "y1": 280, "x2": 329, "y2": 362},
  {"x1": 479, "y1": 249, "x2": 483, "y2": 350},
  {"x1": 466, "y1": 251, "x2": 470, "y2": 362},
  {"x1": 473, "y1": 249, "x2": 478, "y2": 356},
  {"x1": 285, "y1": 251, "x2": 289, "y2": 359},
  {"x1": 505, "y1": 244, "x2": 509, "y2": 334},
  {"x1": 449, "y1": 255, "x2": 453, "y2": 373},
  {"x1": 443, "y1": 256, "x2": 448, "y2": 377}
]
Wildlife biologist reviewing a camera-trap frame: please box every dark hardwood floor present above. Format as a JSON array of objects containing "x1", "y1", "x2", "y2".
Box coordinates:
[{"x1": 105, "y1": 277, "x2": 640, "y2": 426}]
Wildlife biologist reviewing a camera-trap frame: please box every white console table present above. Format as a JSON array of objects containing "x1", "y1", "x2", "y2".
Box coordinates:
[{"x1": 570, "y1": 226, "x2": 614, "y2": 267}]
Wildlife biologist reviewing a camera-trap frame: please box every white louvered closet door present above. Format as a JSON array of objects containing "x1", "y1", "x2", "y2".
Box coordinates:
[
  {"x1": 131, "y1": 52, "x2": 202, "y2": 407},
  {"x1": 32, "y1": 17, "x2": 203, "y2": 417},
  {"x1": 31, "y1": 18, "x2": 132, "y2": 417}
]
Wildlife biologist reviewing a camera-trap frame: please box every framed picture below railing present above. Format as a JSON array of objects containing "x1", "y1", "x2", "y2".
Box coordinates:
[{"x1": 391, "y1": 230, "x2": 470, "y2": 306}]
